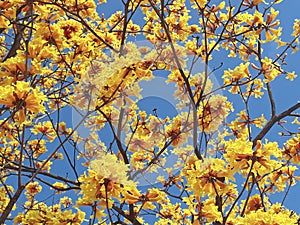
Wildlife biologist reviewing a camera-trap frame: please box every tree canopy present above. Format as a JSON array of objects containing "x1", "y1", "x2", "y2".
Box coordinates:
[{"x1": 0, "y1": 0, "x2": 300, "y2": 224}]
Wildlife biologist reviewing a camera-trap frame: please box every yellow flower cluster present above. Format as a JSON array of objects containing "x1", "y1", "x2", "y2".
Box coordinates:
[
  {"x1": 0, "y1": 0, "x2": 299, "y2": 224},
  {"x1": 0, "y1": 81, "x2": 47, "y2": 124},
  {"x1": 15, "y1": 201, "x2": 85, "y2": 225},
  {"x1": 0, "y1": 186, "x2": 14, "y2": 215},
  {"x1": 77, "y1": 153, "x2": 135, "y2": 208}
]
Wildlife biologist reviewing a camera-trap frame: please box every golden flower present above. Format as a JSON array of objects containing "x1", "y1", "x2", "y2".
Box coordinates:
[
  {"x1": 123, "y1": 187, "x2": 163, "y2": 206},
  {"x1": 26, "y1": 182, "x2": 42, "y2": 196},
  {"x1": 0, "y1": 81, "x2": 46, "y2": 124},
  {"x1": 90, "y1": 153, "x2": 135, "y2": 186}
]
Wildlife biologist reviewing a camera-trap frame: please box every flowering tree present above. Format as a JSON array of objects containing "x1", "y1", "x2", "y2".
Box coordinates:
[{"x1": 0, "y1": 0, "x2": 300, "y2": 224}]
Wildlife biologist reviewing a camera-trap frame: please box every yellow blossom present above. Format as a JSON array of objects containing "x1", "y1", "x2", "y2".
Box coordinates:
[{"x1": 25, "y1": 182, "x2": 42, "y2": 196}]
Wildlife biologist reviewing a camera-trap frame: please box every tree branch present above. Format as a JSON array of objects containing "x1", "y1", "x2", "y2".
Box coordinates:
[{"x1": 253, "y1": 102, "x2": 300, "y2": 147}]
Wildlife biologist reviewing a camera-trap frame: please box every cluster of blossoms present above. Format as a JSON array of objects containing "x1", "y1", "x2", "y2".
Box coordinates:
[{"x1": 0, "y1": 0, "x2": 299, "y2": 224}]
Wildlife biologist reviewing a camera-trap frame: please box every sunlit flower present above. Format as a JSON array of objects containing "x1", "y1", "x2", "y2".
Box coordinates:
[{"x1": 25, "y1": 182, "x2": 42, "y2": 196}]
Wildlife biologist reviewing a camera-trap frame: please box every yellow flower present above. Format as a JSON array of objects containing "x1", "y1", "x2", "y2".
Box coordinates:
[
  {"x1": 77, "y1": 153, "x2": 137, "y2": 208},
  {"x1": 90, "y1": 153, "x2": 135, "y2": 186},
  {"x1": 52, "y1": 182, "x2": 67, "y2": 193},
  {"x1": 238, "y1": 202, "x2": 299, "y2": 224},
  {"x1": 165, "y1": 116, "x2": 185, "y2": 146},
  {"x1": 0, "y1": 81, "x2": 46, "y2": 124},
  {"x1": 123, "y1": 187, "x2": 164, "y2": 209},
  {"x1": 184, "y1": 158, "x2": 229, "y2": 197},
  {"x1": 292, "y1": 19, "x2": 300, "y2": 37},
  {"x1": 25, "y1": 182, "x2": 42, "y2": 196},
  {"x1": 198, "y1": 95, "x2": 232, "y2": 132},
  {"x1": 31, "y1": 121, "x2": 56, "y2": 142},
  {"x1": 190, "y1": 0, "x2": 207, "y2": 8},
  {"x1": 0, "y1": 186, "x2": 14, "y2": 214},
  {"x1": 34, "y1": 160, "x2": 52, "y2": 172},
  {"x1": 242, "y1": 194, "x2": 268, "y2": 214},
  {"x1": 60, "y1": 196, "x2": 72, "y2": 208},
  {"x1": 286, "y1": 71, "x2": 297, "y2": 81},
  {"x1": 283, "y1": 134, "x2": 300, "y2": 164},
  {"x1": 201, "y1": 197, "x2": 222, "y2": 223},
  {"x1": 27, "y1": 139, "x2": 47, "y2": 157},
  {"x1": 264, "y1": 8, "x2": 281, "y2": 42},
  {"x1": 222, "y1": 62, "x2": 250, "y2": 88},
  {"x1": 261, "y1": 57, "x2": 281, "y2": 82}
]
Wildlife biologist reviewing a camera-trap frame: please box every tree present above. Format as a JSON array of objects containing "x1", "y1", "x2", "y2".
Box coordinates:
[{"x1": 0, "y1": 0, "x2": 300, "y2": 224}]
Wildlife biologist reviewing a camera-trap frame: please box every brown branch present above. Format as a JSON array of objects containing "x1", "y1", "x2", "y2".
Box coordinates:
[
  {"x1": 3, "y1": 3, "x2": 36, "y2": 62},
  {"x1": 252, "y1": 102, "x2": 300, "y2": 147},
  {"x1": 119, "y1": 0, "x2": 130, "y2": 55},
  {"x1": 149, "y1": 0, "x2": 202, "y2": 160},
  {"x1": 0, "y1": 185, "x2": 25, "y2": 224},
  {"x1": 224, "y1": 160, "x2": 254, "y2": 224},
  {"x1": 3, "y1": 164, "x2": 80, "y2": 186},
  {"x1": 266, "y1": 83, "x2": 276, "y2": 118},
  {"x1": 112, "y1": 205, "x2": 142, "y2": 225},
  {"x1": 240, "y1": 172, "x2": 255, "y2": 216},
  {"x1": 97, "y1": 108, "x2": 129, "y2": 164}
]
